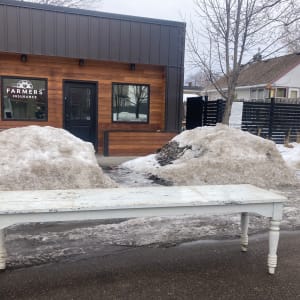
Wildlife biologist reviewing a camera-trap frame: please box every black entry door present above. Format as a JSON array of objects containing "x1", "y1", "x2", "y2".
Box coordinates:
[{"x1": 64, "y1": 81, "x2": 97, "y2": 147}]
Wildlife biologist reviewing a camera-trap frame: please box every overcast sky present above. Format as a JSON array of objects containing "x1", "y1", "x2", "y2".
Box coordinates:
[{"x1": 98, "y1": 0, "x2": 194, "y2": 22}]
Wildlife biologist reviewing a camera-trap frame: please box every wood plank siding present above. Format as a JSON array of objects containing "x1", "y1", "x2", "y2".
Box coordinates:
[
  {"x1": 105, "y1": 131, "x2": 176, "y2": 156},
  {"x1": 0, "y1": 52, "x2": 169, "y2": 154}
]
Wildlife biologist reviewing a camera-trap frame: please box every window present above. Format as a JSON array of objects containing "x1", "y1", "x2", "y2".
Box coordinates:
[
  {"x1": 1, "y1": 77, "x2": 47, "y2": 120},
  {"x1": 112, "y1": 83, "x2": 149, "y2": 122},
  {"x1": 250, "y1": 88, "x2": 265, "y2": 100},
  {"x1": 290, "y1": 90, "x2": 298, "y2": 98},
  {"x1": 276, "y1": 88, "x2": 287, "y2": 98},
  {"x1": 250, "y1": 88, "x2": 257, "y2": 99},
  {"x1": 269, "y1": 88, "x2": 276, "y2": 98},
  {"x1": 257, "y1": 88, "x2": 264, "y2": 99}
]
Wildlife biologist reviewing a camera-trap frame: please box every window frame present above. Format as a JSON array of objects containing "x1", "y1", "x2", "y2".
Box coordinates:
[
  {"x1": 1, "y1": 76, "x2": 48, "y2": 121},
  {"x1": 250, "y1": 88, "x2": 257, "y2": 99},
  {"x1": 276, "y1": 88, "x2": 287, "y2": 98},
  {"x1": 290, "y1": 89, "x2": 298, "y2": 99},
  {"x1": 111, "y1": 82, "x2": 150, "y2": 124}
]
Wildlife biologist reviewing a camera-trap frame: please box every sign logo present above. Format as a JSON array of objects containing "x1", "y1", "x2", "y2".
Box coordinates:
[{"x1": 6, "y1": 79, "x2": 45, "y2": 100}]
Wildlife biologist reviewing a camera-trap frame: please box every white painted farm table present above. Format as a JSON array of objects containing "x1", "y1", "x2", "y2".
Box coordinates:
[{"x1": 0, "y1": 184, "x2": 285, "y2": 274}]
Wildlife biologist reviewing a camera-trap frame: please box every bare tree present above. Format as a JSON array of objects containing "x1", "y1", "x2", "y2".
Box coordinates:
[
  {"x1": 187, "y1": 0, "x2": 299, "y2": 124},
  {"x1": 282, "y1": 21, "x2": 300, "y2": 54},
  {"x1": 17, "y1": 0, "x2": 101, "y2": 9},
  {"x1": 185, "y1": 70, "x2": 208, "y2": 87},
  {"x1": 133, "y1": 86, "x2": 148, "y2": 119}
]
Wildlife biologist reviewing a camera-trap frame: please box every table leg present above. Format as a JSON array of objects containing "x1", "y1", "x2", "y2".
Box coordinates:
[
  {"x1": 268, "y1": 219, "x2": 280, "y2": 274},
  {"x1": 241, "y1": 212, "x2": 249, "y2": 252},
  {"x1": 0, "y1": 229, "x2": 6, "y2": 270}
]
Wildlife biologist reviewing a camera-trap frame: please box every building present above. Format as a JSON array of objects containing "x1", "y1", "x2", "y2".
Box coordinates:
[
  {"x1": 0, "y1": 0, "x2": 185, "y2": 156},
  {"x1": 205, "y1": 53, "x2": 300, "y2": 101}
]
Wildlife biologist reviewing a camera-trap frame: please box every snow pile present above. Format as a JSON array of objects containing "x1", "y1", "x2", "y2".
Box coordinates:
[
  {"x1": 277, "y1": 143, "x2": 300, "y2": 170},
  {"x1": 0, "y1": 126, "x2": 117, "y2": 190},
  {"x1": 123, "y1": 124, "x2": 297, "y2": 188}
]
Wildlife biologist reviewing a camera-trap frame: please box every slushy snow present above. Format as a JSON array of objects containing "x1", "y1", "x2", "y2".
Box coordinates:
[
  {"x1": 0, "y1": 126, "x2": 117, "y2": 190},
  {"x1": 123, "y1": 124, "x2": 297, "y2": 188},
  {"x1": 277, "y1": 143, "x2": 300, "y2": 170}
]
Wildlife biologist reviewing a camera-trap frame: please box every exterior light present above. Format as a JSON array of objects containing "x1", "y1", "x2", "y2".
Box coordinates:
[
  {"x1": 20, "y1": 54, "x2": 27, "y2": 62},
  {"x1": 130, "y1": 63, "x2": 136, "y2": 71}
]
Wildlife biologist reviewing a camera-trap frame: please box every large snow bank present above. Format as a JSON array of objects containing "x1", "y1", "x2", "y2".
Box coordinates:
[
  {"x1": 123, "y1": 124, "x2": 297, "y2": 188},
  {"x1": 0, "y1": 126, "x2": 117, "y2": 190}
]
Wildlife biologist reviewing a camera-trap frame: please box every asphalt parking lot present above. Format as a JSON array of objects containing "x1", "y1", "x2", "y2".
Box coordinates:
[{"x1": 1, "y1": 231, "x2": 299, "y2": 300}]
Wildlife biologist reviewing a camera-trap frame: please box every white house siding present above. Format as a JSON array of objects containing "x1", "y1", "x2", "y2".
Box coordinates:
[
  {"x1": 275, "y1": 64, "x2": 300, "y2": 87},
  {"x1": 207, "y1": 88, "x2": 251, "y2": 101},
  {"x1": 207, "y1": 90, "x2": 221, "y2": 100},
  {"x1": 275, "y1": 64, "x2": 300, "y2": 97}
]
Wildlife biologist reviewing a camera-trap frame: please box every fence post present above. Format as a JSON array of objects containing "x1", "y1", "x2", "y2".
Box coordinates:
[
  {"x1": 203, "y1": 95, "x2": 208, "y2": 126},
  {"x1": 268, "y1": 98, "x2": 275, "y2": 139}
]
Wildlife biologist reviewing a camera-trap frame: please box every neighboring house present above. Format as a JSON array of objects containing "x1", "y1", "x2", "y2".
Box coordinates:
[
  {"x1": 0, "y1": 0, "x2": 185, "y2": 156},
  {"x1": 183, "y1": 83, "x2": 202, "y2": 102},
  {"x1": 205, "y1": 53, "x2": 300, "y2": 101}
]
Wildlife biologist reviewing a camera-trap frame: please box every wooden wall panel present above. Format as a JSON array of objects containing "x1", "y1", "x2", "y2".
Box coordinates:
[
  {"x1": 0, "y1": 52, "x2": 166, "y2": 154},
  {"x1": 107, "y1": 131, "x2": 176, "y2": 156}
]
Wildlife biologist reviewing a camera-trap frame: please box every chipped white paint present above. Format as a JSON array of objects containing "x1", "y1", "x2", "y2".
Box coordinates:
[
  {"x1": 0, "y1": 184, "x2": 285, "y2": 274},
  {"x1": 0, "y1": 229, "x2": 6, "y2": 270},
  {"x1": 241, "y1": 212, "x2": 249, "y2": 252}
]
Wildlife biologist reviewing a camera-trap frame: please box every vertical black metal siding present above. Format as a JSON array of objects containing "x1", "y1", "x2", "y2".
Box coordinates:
[
  {"x1": 56, "y1": 13, "x2": 67, "y2": 57},
  {"x1": 149, "y1": 24, "x2": 160, "y2": 65},
  {"x1": 130, "y1": 22, "x2": 140, "y2": 63},
  {"x1": 0, "y1": 6, "x2": 5, "y2": 51},
  {"x1": 165, "y1": 67, "x2": 181, "y2": 131},
  {"x1": 119, "y1": 21, "x2": 131, "y2": 62},
  {"x1": 66, "y1": 14, "x2": 77, "y2": 57},
  {"x1": 89, "y1": 17, "x2": 99, "y2": 59},
  {"x1": 168, "y1": 27, "x2": 179, "y2": 66},
  {"x1": 159, "y1": 26, "x2": 170, "y2": 65},
  {"x1": 0, "y1": 3, "x2": 185, "y2": 67},
  {"x1": 98, "y1": 18, "x2": 110, "y2": 60},
  {"x1": 140, "y1": 23, "x2": 151, "y2": 64},
  {"x1": 32, "y1": 9, "x2": 43, "y2": 54},
  {"x1": 6, "y1": 7, "x2": 14, "y2": 50},
  {"x1": 19, "y1": 8, "x2": 32, "y2": 54},
  {"x1": 109, "y1": 19, "x2": 121, "y2": 61},
  {"x1": 79, "y1": 16, "x2": 89, "y2": 58},
  {"x1": 45, "y1": 12, "x2": 53, "y2": 55},
  {"x1": 7, "y1": 6, "x2": 18, "y2": 52}
]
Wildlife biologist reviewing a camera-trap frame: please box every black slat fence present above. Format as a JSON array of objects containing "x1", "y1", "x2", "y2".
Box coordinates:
[
  {"x1": 242, "y1": 98, "x2": 300, "y2": 143},
  {"x1": 186, "y1": 96, "x2": 300, "y2": 144}
]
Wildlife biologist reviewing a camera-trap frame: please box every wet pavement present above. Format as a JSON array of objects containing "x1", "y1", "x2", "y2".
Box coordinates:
[{"x1": 1, "y1": 231, "x2": 300, "y2": 300}]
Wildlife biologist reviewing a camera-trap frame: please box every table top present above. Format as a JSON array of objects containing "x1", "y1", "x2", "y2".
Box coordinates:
[{"x1": 0, "y1": 184, "x2": 286, "y2": 214}]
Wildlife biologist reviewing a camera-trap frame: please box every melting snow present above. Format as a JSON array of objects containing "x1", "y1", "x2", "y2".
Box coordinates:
[
  {"x1": 0, "y1": 126, "x2": 117, "y2": 190},
  {"x1": 123, "y1": 124, "x2": 297, "y2": 188}
]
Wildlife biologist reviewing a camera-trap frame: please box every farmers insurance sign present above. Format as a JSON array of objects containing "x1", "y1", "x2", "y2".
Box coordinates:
[{"x1": 4, "y1": 78, "x2": 46, "y2": 101}]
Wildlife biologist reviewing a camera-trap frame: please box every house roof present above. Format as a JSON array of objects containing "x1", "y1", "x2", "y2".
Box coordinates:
[{"x1": 208, "y1": 53, "x2": 300, "y2": 90}]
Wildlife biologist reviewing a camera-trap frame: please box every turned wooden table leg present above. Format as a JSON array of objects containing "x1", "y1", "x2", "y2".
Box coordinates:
[
  {"x1": 268, "y1": 219, "x2": 281, "y2": 275},
  {"x1": 0, "y1": 229, "x2": 7, "y2": 270},
  {"x1": 241, "y1": 212, "x2": 249, "y2": 252}
]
